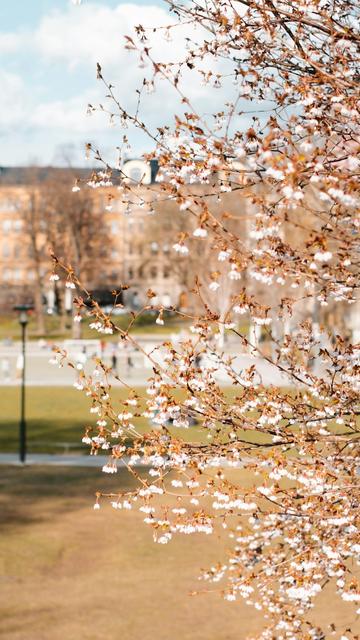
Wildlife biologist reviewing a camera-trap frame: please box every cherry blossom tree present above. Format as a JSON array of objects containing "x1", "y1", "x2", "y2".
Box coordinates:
[{"x1": 52, "y1": 1, "x2": 360, "y2": 638}]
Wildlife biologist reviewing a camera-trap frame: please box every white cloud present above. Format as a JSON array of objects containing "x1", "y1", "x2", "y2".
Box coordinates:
[
  {"x1": 32, "y1": 2, "x2": 230, "y2": 98},
  {"x1": 30, "y1": 95, "x2": 95, "y2": 132},
  {"x1": 34, "y1": 3, "x2": 171, "y2": 68},
  {"x1": 31, "y1": 2, "x2": 236, "y2": 123},
  {"x1": 0, "y1": 1, "x2": 246, "y2": 164},
  {"x1": 0, "y1": 32, "x2": 25, "y2": 54},
  {"x1": 0, "y1": 71, "x2": 28, "y2": 128}
]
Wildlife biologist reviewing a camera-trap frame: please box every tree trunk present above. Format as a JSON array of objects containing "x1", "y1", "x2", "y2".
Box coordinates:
[
  {"x1": 33, "y1": 280, "x2": 46, "y2": 336},
  {"x1": 72, "y1": 309, "x2": 82, "y2": 340}
]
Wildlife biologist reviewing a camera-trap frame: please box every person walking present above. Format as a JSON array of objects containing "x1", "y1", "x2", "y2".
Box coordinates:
[
  {"x1": 111, "y1": 344, "x2": 118, "y2": 374},
  {"x1": 1, "y1": 357, "x2": 10, "y2": 382},
  {"x1": 76, "y1": 346, "x2": 87, "y2": 371},
  {"x1": 123, "y1": 344, "x2": 134, "y2": 376}
]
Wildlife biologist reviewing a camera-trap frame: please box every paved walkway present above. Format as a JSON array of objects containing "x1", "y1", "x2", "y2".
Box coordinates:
[
  {"x1": 0, "y1": 453, "x2": 244, "y2": 469},
  {"x1": 0, "y1": 453, "x2": 120, "y2": 467},
  {"x1": 0, "y1": 344, "x2": 292, "y2": 387}
]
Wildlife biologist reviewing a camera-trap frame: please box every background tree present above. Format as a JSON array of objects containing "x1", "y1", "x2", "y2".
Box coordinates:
[
  {"x1": 42, "y1": 170, "x2": 112, "y2": 337},
  {"x1": 19, "y1": 179, "x2": 47, "y2": 335}
]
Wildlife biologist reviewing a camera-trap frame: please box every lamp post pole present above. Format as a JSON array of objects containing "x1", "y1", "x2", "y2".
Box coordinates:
[
  {"x1": 14, "y1": 305, "x2": 33, "y2": 464},
  {"x1": 19, "y1": 314, "x2": 27, "y2": 464}
]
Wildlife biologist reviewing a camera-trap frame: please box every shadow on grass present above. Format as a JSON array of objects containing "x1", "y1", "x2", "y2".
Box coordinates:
[
  {"x1": 0, "y1": 465, "x2": 139, "y2": 531},
  {"x1": 0, "y1": 420, "x2": 87, "y2": 454}
]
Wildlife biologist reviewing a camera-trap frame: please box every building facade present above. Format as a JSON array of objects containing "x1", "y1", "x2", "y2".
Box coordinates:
[
  {"x1": 1, "y1": 162, "x2": 358, "y2": 341},
  {"x1": 0, "y1": 161, "x2": 183, "y2": 312}
]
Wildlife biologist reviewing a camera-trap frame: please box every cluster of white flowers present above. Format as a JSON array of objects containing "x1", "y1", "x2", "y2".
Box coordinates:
[
  {"x1": 286, "y1": 583, "x2": 321, "y2": 602},
  {"x1": 228, "y1": 266, "x2": 241, "y2": 280},
  {"x1": 213, "y1": 497, "x2": 257, "y2": 511},
  {"x1": 173, "y1": 243, "x2": 189, "y2": 255},
  {"x1": 314, "y1": 250, "x2": 332, "y2": 262},
  {"x1": 218, "y1": 249, "x2": 232, "y2": 261},
  {"x1": 102, "y1": 463, "x2": 118, "y2": 474},
  {"x1": 193, "y1": 227, "x2": 208, "y2": 237},
  {"x1": 253, "y1": 317, "x2": 272, "y2": 326}
]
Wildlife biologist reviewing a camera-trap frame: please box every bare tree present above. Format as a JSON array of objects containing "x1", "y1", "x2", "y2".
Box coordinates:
[
  {"x1": 16, "y1": 172, "x2": 47, "y2": 335},
  {"x1": 44, "y1": 172, "x2": 112, "y2": 337}
]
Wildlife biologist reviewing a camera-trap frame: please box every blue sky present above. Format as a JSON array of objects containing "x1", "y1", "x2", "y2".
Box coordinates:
[
  {"x1": 0, "y1": 0, "x2": 176, "y2": 167},
  {"x1": 0, "y1": 0, "x2": 244, "y2": 167}
]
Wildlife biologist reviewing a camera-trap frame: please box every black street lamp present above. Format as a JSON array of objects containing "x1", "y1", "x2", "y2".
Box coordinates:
[{"x1": 13, "y1": 304, "x2": 34, "y2": 464}]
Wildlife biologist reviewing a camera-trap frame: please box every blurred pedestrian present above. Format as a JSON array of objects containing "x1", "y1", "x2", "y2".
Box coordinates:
[
  {"x1": 1, "y1": 357, "x2": 10, "y2": 382},
  {"x1": 126, "y1": 353, "x2": 134, "y2": 376},
  {"x1": 76, "y1": 346, "x2": 87, "y2": 371},
  {"x1": 111, "y1": 344, "x2": 118, "y2": 374}
]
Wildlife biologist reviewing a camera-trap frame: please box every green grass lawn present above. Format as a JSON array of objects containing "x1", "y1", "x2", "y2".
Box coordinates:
[
  {"x1": 0, "y1": 384, "x2": 273, "y2": 455},
  {"x1": 0, "y1": 386, "x2": 149, "y2": 454},
  {"x1": 0, "y1": 386, "x2": 230, "y2": 454},
  {"x1": 0, "y1": 312, "x2": 249, "y2": 342},
  {"x1": 0, "y1": 312, "x2": 191, "y2": 342}
]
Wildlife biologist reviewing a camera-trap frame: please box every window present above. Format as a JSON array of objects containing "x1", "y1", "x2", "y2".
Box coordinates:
[
  {"x1": 164, "y1": 267, "x2": 170, "y2": 279},
  {"x1": 128, "y1": 267, "x2": 134, "y2": 279},
  {"x1": 151, "y1": 241, "x2": 159, "y2": 254},
  {"x1": 2, "y1": 220, "x2": 11, "y2": 233},
  {"x1": 14, "y1": 245, "x2": 21, "y2": 259},
  {"x1": 2, "y1": 269, "x2": 11, "y2": 281},
  {"x1": 138, "y1": 266, "x2": 144, "y2": 278},
  {"x1": 13, "y1": 220, "x2": 22, "y2": 232},
  {"x1": 13, "y1": 269, "x2": 21, "y2": 280},
  {"x1": 111, "y1": 221, "x2": 118, "y2": 234},
  {"x1": 27, "y1": 270, "x2": 35, "y2": 281},
  {"x1": 2, "y1": 243, "x2": 10, "y2": 258},
  {"x1": 0, "y1": 199, "x2": 17, "y2": 212},
  {"x1": 150, "y1": 266, "x2": 157, "y2": 279},
  {"x1": 132, "y1": 291, "x2": 140, "y2": 308},
  {"x1": 111, "y1": 250, "x2": 119, "y2": 259},
  {"x1": 163, "y1": 243, "x2": 170, "y2": 253}
]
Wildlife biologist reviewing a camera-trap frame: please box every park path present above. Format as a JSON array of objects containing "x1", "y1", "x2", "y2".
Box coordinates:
[
  {"x1": 0, "y1": 453, "x2": 245, "y2": 468},
  {"x1": 0, "y1": 339, "x2": 292, "y2": 387},
  {"x1": 0, "y1": 453, "x2": 130, "y2": 467}
]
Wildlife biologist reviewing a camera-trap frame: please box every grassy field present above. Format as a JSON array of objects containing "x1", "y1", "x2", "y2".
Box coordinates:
[
  {"x1": 0, "y1": 386, "x2": 152, "y2": 454},
  {"x1": 1, "y1": 312, "x2": 250, "y2": 342},
  {"x1": 0, "y1": 385, "x2": 274, "y2": 455},
  {"x1": 0, "y1": 312, "x2": 191, "y2": 341},
  {"x1": 0, "y1": 386, "x2": 225, "y2": 454},
  {"x1": 0, "y1": 466, "x2": 357, "y2": 640}
]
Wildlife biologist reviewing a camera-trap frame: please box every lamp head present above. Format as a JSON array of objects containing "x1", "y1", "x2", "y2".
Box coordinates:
[{"x1": 13, "y1": 304, "x2": 34, "y2": 326}]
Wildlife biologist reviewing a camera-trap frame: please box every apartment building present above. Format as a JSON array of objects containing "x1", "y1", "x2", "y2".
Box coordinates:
[{"x1": 0, "y1": 161, "x2": 183, "y2": 312}]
